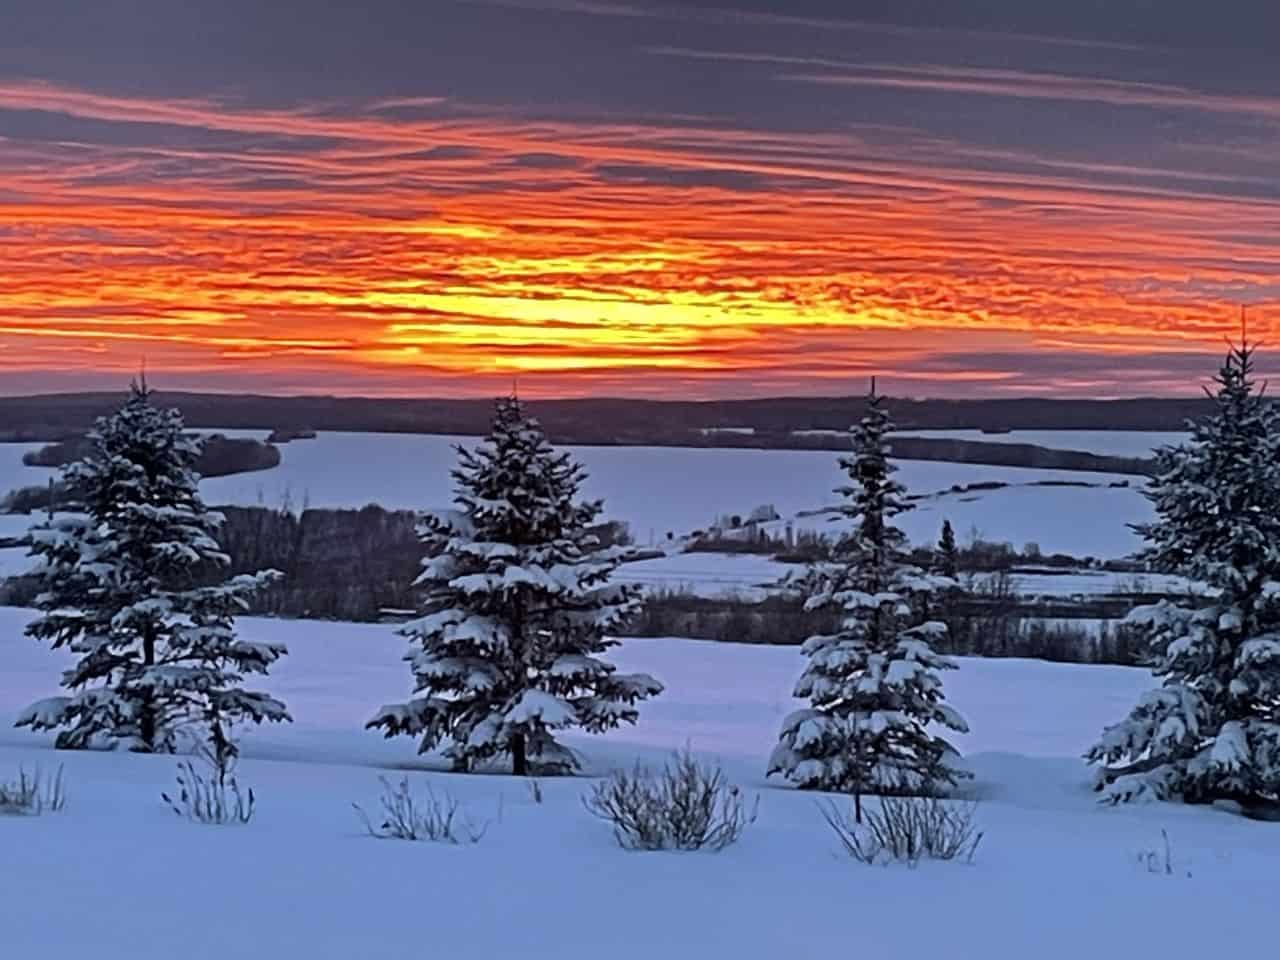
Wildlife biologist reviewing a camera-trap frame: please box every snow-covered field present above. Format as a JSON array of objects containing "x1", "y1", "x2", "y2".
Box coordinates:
[
  {"x1": 2, "y1": 607, "x2": 1275, "y2": 959},
  {"x1": 1, "y1": 431, "x2": 1156, "y2": 557}
]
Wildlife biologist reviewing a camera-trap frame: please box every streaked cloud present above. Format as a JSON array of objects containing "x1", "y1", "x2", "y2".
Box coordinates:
[{"x1": 0, "y1": 0, "x2": 1277, "y2": 397}]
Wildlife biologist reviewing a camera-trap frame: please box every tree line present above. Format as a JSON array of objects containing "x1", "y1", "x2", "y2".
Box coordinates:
[{"x1": 15, "y1": 339, "x2": 1280, "y2": 812}]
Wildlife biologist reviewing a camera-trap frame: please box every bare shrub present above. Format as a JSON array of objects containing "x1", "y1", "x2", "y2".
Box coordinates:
[
  {"x1": 0, "y1": 764, "x2": 66, "y2": 816},
  {"x1": 353, "y1": 776, "x2": 487, "y2": 844},
  {"x1": 162, "y1": 747, "x2": 256, "y2": 826},
  {"x1": 820, "y1": 794, "x2": 983, "y2": 866},
  {"x1": 584, "y1": 750, "x2": 758, "y2": 851}
]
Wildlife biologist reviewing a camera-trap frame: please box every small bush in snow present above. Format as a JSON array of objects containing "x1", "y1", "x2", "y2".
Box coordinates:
[
  {"x1": 354, "y1": 776, "x2": 487, "y2": 844},
  {"x1": 163, "y1": 747, "x2": 256, "y2": 826},
  {"x1": 584, "y1": 750, "x2": 758, "y2": 852},
  {"x1": 0, "y1": 764, "x2": 66, "y2": 816},
  {"x1": 819, "y1": 794, "x2": 983, "y2": 866}
]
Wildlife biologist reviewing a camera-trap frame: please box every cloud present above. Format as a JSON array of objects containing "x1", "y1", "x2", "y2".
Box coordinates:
[
  {"x1": 468, "y1": 0, "x2": 1153, "y2": 51},
  {"x1": 1, "y1": 0, "x2": 1278, "y2": 399}
]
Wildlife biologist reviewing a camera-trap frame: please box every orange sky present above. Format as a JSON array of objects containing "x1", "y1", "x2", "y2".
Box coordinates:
[{"x1": 2, "y1": 1, "x2": 1279, "y2": 397}]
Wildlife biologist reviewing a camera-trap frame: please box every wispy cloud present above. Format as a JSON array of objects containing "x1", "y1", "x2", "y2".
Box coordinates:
[
  {"x1": 467, "y1": 0, "x2": 1152, "y2": 51},
  {"x1": 650, "y1": 47, "x2": 1280, "y2": 125},
  {"x1": 1, "y1": 0, "x2": 1277, "y2": 398}
]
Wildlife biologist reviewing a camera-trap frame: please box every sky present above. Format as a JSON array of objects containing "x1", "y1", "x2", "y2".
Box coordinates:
[{"x1": 2, "y1": 0, "x2": 1279, "y2": 399}]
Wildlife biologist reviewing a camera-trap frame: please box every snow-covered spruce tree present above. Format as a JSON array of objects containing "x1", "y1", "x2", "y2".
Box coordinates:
[
  {"x1": 1088, "y1": 339, "x2": 1280, "y2": 808},
  {"x1": 931, "y1": 518, "x2": 966, "y2": 653},
  {"x1": 936, "y1": 519, "x2": 959, "y2": 579},
  {"x1": 368, "y1": 397, "x2": 662, "y2": 776},
  {"x1": 16, "y1": 382, "x2": 288, "y2": 758},
  {"x1": 769, "y1": 386, "x2": 969, "y2": 798}
]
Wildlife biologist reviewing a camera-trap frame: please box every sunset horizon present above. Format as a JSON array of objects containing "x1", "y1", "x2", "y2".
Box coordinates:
[
  {"x1": 3, "y1": 0, "x2": 1279, "y2": 399},
  {"x1": 7, "y1": 5, "x2": 1280, "y2": 948}
]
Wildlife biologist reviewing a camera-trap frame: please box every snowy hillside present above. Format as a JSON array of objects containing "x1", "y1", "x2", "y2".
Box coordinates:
[{"x1": 3, "y1": 607, "x2": 1277, "y2": 960}]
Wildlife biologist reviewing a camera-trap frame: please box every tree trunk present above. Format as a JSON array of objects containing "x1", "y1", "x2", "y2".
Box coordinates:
[
  {"x1": 140, "y1": 624, "x2": 156, "y2": 751},
  {"x1": 511, "y1": 732, "x2": 528, "y2": 777}
]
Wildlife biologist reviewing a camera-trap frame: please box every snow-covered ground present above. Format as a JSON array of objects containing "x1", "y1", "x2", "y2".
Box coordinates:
[
  {"x1": 2, "y1": 607, "x2": 1275, "y2": 959},
  {"x1": 1, "y1": 431, "x2": 1156, "y2": 557}
]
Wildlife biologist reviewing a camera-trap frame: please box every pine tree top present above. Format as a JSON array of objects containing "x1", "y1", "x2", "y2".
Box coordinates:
[
  {"x1": 1138, "y1": 339, "x2": 1280, "y2": 593},
  {"x1": 71, "y1": 380, "x2": 205, "y2": 516},
  {"x1": 835, "y1": 387, "x2": 912, "y2": 561},
  {"x1": 450, "y1": 396, "x2": 601, "y2": 548}
]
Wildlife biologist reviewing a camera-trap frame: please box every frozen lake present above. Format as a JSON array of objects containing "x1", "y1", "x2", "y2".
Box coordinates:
[
  {"x1": 1, "y1": 430, "x2": 1155, "y2": 557},
  {"x1": 197, "y1": 432, "x2": 1151, "y2": 556}
]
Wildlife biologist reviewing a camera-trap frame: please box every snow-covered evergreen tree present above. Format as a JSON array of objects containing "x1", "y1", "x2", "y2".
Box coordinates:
[
  {"x1": 769, "y1": 386, "x2": 968, "y2": 796},
  {"x1": 1088, "y1": 340, "x2": 1280, "y2": 807},
  {"x1": 936, "y1": 519, "x2": 959, "y2": 579},
  {"x1": 15, "y1": 382, "x2": 288, "y2": 757},
  {"x1": 368, "y1": 397, "x2": 662, "y2": 775}
]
